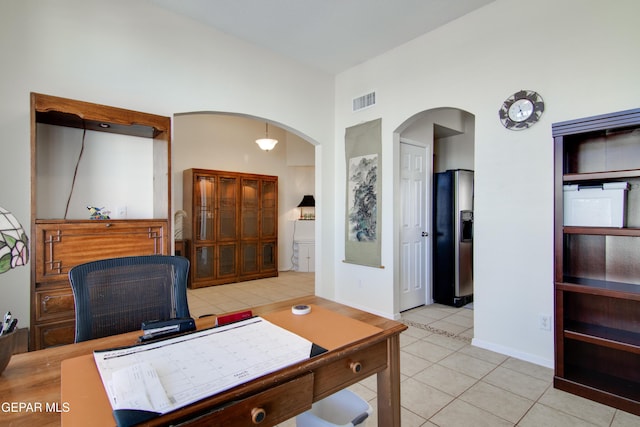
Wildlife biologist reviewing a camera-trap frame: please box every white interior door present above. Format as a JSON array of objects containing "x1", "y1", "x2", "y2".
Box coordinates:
[{"x1": 400, "y1": 140, "x2": 430, "y2": 311}]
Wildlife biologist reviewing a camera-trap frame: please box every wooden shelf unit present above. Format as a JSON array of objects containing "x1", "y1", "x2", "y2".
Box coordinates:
[
  {"x1": 183, "y1": 169, "x2": 278, "y2": 288},
  {"x1": 30, "y1": 93, "x2": 171, "y2": 350},
  {"x1": 553, "y1": 107, "x2": 640, "y2": 416}
]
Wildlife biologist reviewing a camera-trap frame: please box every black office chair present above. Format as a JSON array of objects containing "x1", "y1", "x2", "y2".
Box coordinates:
[{"x1": 68, "y1": 255, "x2": 190, "y2": 342}]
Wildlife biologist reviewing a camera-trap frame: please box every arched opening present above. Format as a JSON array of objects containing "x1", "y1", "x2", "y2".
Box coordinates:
[
  {"x1": 171, "y1": 112, "x2": 318, "y2": 312},
  {"x1": 394, "y1": 107, "x2": 475, "y2": 337}
]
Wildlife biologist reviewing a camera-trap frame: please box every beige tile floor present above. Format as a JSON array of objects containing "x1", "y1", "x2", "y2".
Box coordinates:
[{"x1": 187, "y1": 272, "x2": 640, "y2": 426}]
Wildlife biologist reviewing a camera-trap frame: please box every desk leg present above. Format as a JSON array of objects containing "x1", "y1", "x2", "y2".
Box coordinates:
[{"x1": 377, "y1": 334, "x2": 401, "y2": 426}]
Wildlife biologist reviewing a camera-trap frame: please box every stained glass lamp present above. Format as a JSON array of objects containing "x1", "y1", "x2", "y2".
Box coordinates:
[{"x1": 0, "y1": 207, "x2": 29, "y2": 273}]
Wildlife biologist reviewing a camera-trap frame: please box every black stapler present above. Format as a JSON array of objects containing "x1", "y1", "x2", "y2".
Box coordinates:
[{"x1": 139, "y1": 317, "x2": 196, "y2": 342}]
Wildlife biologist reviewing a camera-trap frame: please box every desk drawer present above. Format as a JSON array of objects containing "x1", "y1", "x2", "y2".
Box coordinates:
[
  {"x1": 314, "y1": 340, "x2": 387, "y2": 399},
  {"x1": 182, "y1": 373, "x2": 313, "y2": 426}
]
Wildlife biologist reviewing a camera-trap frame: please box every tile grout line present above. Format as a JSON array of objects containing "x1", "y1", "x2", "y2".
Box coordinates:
[
  {"x1": 403, "y1": 312, "x2": 558, "y2": 426},
  {"x1": 421, "y1": 343, "x2": 516, "y2": 425}
]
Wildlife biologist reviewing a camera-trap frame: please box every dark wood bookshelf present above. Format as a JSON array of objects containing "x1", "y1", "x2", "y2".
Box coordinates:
[{"x1": 553, "y1": 108, "x2": 640, "y2": 416}]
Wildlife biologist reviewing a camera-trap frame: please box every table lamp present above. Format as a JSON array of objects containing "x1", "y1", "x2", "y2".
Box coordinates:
[
  {"x1": 0, "y1": 206, "x2": 29, "y2": 273},
  {"x1": 297, "y1": 195, "x2": 315, "y2": 220}
]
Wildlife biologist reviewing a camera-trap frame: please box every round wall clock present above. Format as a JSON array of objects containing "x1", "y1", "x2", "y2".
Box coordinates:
[{"x1": 499, "y1": 90, "x2": 544, "y2": 130}]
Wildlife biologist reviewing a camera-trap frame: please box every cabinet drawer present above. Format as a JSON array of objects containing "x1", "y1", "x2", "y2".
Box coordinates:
[
  {"x1": 182, "y1": 373, "x2": 313, "y2": 426},
  {"x1": 314, "y1": 341, "x2": 387, "y2": 399},
  {"x1": 35, "y1": 286, "x2": 75, "y2": 321},
  {"x1": 34, "y1": 319, "x2": 75, "y2": 349}
]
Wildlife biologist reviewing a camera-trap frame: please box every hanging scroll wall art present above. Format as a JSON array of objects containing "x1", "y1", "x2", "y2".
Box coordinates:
[{"x1": 344, "y1": 118, "x2": 383, "y2": 268}]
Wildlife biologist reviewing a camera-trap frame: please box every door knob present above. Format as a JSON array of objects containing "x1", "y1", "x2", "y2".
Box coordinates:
[{"x1": 421, "y1": 232, "x2": 429, "y2": 237}]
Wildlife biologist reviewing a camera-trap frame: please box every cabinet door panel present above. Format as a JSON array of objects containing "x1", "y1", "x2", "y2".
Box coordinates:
[
  {"x1": 262, "y1": 214, "x2": 276, "y2": 237},
  {"x1": 242, "y1": 179, "x2": 259, "y2": 239},
  {"x1": 218, "y1": 243, "x2": 238, "y2": 278},
  {"x1": 218, "y1": 176, "x2": 238, "y2": 241},
  {"x1": 195, "y1": 245, "x2": 215, "y2": 280},
  {"x1": 195, "y1": 176, "x2": 216, "y2": 241},
  {"x1": 261, "y1": 241, "x2": 277, "y2": 272},
  {"x1": 261, "y1": 180, "x2": 277, "y2": 238},
  {"x1": 241, "y1": 242, "x2": 259, "y2": 274},
  {"x1": 35, "y1": 221, "x2": 167, "y2": 283}
]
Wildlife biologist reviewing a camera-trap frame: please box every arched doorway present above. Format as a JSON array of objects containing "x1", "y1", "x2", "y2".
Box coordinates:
[
  {"x1": 395, "y1": 107, "x2": 475, "y2": 312},
  {"x1": 170, "y1": 112, "x2": 319, "y2": 294}
]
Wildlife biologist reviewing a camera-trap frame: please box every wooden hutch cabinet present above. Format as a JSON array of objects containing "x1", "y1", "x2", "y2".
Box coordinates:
[
  {"x1": 30, "y1": 93, "x2": 171, "y2": 350},
  {"x1": 183, "y1": 169, "x2": 278, "y2": 288},
  {"x1": 553, "y1": 108, "x2": 640, "y2": 416}
]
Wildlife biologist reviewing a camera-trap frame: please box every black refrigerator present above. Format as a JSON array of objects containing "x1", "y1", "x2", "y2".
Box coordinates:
[{"x1": 433, "y1": 169, "x2": 474, "y2": 307}]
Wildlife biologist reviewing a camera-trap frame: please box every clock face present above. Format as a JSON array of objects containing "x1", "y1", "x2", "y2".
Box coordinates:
[
  {"x1": 499, "y1": 90, "x2": 544, "y2": 130},
  {"x1": 508, "y1": 99, "x2": 534, "y2": 122}
]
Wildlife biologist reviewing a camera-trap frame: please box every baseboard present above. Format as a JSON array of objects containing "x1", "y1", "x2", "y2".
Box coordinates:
[{"x1": 472, "y1": 337, "x2": 554, "y2": 369}]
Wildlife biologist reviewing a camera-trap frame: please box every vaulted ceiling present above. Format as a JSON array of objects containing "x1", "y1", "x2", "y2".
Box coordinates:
[{"x1": 152, "y1": 0, "x2": 495, "y2": 74}]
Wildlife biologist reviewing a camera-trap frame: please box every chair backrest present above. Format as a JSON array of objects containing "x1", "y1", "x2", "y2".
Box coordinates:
[{"x1": 68, "y1": 255, "x2": 190, "y2": 343}]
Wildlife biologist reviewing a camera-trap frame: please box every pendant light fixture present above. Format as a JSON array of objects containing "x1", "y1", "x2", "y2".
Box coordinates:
[{"x1": 255, "y1": 122, "x2": 278, "y2": 151}]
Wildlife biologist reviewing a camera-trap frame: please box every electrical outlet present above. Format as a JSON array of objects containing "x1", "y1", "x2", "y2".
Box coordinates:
[
  {"x1": 539, "y1": 314, "x2": 552, "y2": 331},
  {"x1": 117, "y1": 206, "x2": 127, "y2": 218}
]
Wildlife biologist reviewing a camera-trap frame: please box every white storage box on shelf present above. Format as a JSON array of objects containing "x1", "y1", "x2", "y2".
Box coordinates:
[
  {"x1": 563, "y1": 182, "x2": 629, "y2": 228},
  {"x1": 295, "y1": 389, "x2": 372, "y2": 427}
]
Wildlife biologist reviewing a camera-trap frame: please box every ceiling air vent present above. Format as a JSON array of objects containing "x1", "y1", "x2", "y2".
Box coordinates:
[{"x1": 352, "y1": 91, "x2": 376, "y2": 112}]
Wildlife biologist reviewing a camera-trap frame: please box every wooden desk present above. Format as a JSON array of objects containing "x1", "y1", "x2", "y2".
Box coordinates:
[{"x1": 0, "y1": 296, "x2": 406, "y2": 426}]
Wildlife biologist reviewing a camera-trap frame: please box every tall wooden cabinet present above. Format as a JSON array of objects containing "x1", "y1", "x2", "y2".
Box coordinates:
[
  {"x1": 183, "y1": 169, "x2": 278, "y2": 288},
  {"x1": 553, "y1": 108, "x2": 640, "y2": 415},
  {"x1": 30, "y1": 93, "x2": 171, "y2": 350}
]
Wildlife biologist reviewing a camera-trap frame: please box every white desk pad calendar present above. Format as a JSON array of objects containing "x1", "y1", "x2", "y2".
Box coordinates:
[{"x1": 92, "y1": 317, "x2": 323, "y2": 426}]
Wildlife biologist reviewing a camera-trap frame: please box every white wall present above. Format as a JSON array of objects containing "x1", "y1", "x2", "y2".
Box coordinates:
[
  {"x1": 0, "y1": 0, "x2": 334, "y2": 330},
  {"x1": 399, "y1": 108, "x2": 475, "y2": 173},
  {"x1": 333, "y1": 0, "x2": 640, "y2": 367},
  {"x1": 434, "y1": 113, "x2": 475, "y2": 173},
  {"x1": 36, "y1": 125, "x2": 154, "y2": 219}
]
